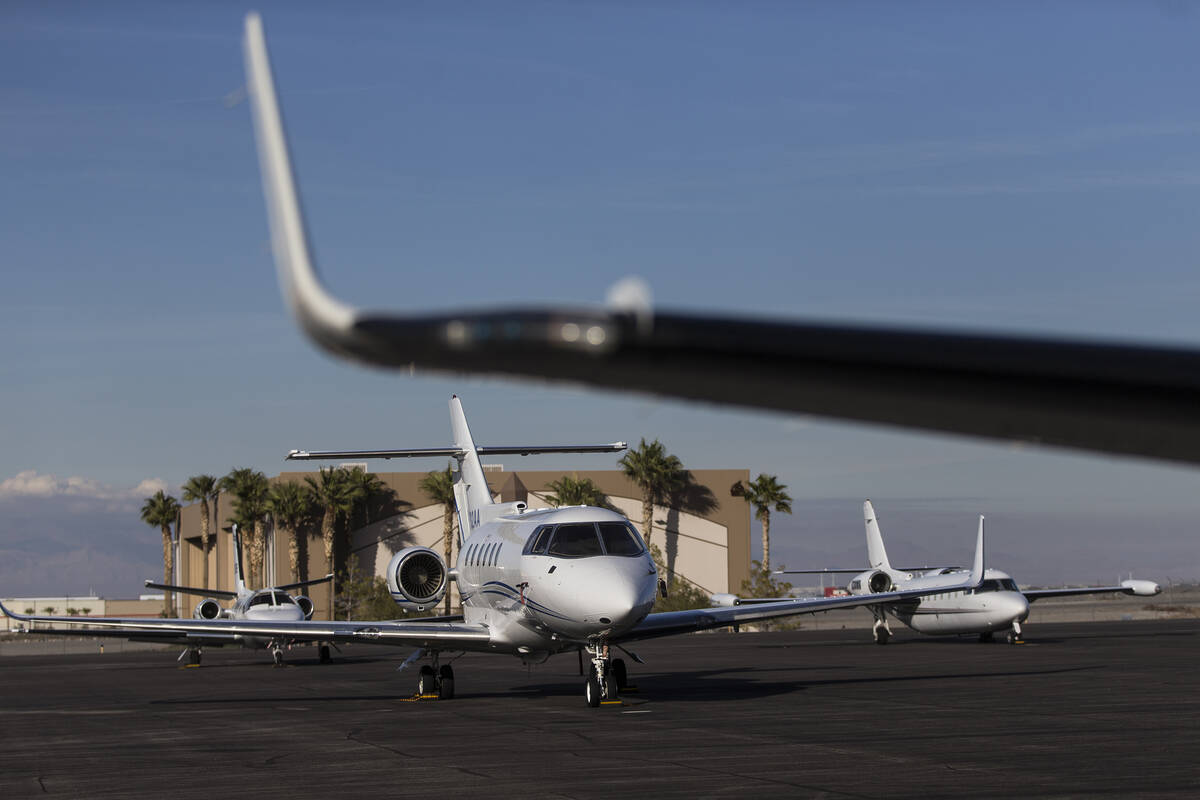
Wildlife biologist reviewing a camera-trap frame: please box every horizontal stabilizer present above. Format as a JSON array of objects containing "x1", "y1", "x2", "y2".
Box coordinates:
[
  {"x1": 275, "y1": 573, "x2": 333, "y2": 592},
  {"x1": 287, "y1": 443, "x2": 626, "y2": 461},
  {"x1": 144, "y1": 581, "x2": 238, "y2": 600}
]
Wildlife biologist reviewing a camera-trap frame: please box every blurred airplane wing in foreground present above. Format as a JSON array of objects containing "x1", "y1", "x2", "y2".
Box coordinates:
[{"x1": 244, "y1": 12, "x2": 1200, "y2": 467}]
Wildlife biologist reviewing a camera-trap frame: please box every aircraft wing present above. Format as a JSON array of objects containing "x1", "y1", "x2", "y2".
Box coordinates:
[
  {"x1": 1025, "y1": 579, "x2": 1161, "y2": 602},
  {"x1": 0, "y1": 600, "x2": 493, "y2": 652},
  {"x1": 244, "y1": 11, "x2": 1200, "y2": 468}
]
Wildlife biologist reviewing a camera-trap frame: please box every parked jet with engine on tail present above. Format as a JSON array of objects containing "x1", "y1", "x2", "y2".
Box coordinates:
[
  {"x1": 751, "y1": 500, "x2": 1160, "y2": 645},
  {"x1": 142, "y1": 525, "x2": 332, "y2": 665}
]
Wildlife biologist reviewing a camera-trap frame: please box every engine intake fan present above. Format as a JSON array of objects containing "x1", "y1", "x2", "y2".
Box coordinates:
[{"x1": 385, "y1": 546, "x2": 448, "y2": 612}]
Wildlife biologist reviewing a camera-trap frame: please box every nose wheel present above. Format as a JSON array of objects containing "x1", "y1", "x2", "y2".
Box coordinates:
[
  {"x1": 1006, "y1": 621, "x2": 1024, "y2": 645},
  {"x1": 271, "y1": 644, "x2": 285, "y2": 666},
  {"x1": 584, "y1": 644, "x2": 623, "y2": 707}
]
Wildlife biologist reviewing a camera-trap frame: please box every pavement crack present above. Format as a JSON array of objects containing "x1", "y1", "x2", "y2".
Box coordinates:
[
  {"x1": 36, "y1": 777, "x2": 48, "y2": 794},
  {"x1": 345, "y1": 728, "x2": 418, "y2": 758}
]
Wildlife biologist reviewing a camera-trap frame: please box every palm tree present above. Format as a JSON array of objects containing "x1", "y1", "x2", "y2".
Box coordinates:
[
  {"x1": 267, "y1": 480, "x2": 313, "y2": 584},
  {"x1": 419, "y1": 467, "x2": 457, "y2": 615},
  {"x1": 544, "y1": 474, "x2": 609, "y2": 508},
  {"x1": 731, "y1": 474, "x2": 793, "y2": 571},
  {"x1": 221, "y1": 468, "x2": 269, "y2": 587},
  {"x1": 345, "y1": 466, "x2": 387, "y2": 530},
  {"x1": 181, "y1": 475, "x2": 217, "y2": 590},
  {"x1": 305, "y1": 467, "x2": 356, "y2": 616},
  {"x1": 618, "y1": 438, "x2": 685, "y2": 549},
  {"x1": 140, "y1": 490, "x2": 181, "y2": 616}
]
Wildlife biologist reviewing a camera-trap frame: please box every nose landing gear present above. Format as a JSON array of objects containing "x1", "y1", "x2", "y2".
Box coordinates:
[
  {"x1": 1006, "y1": 621, "x2": 1024, "y2": 645},
  {"x1": 584, "y1": 643, "x2": 625, "y2": 707},
  {"x1": 871, "y1": 608, "x2": 893, "y2": 645}
]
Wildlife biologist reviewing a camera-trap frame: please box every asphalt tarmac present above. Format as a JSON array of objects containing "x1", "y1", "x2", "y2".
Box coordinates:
[{"x1": 1, "y1": 620, "x2": 1197, "y2": 798}]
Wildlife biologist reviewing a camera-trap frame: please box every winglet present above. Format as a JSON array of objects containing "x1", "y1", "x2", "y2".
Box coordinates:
[
  {"x1": 0, "y1": 597, "x2": 30, "y2": 622},
  {"x1": 969, "y1": 515, "x2": 986, "y2": 587},
  {"x1": 243, "y1": 12, "x2": 356, "y2": 350}
]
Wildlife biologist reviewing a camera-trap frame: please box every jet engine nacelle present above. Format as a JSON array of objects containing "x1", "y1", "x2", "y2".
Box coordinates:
[
  {"x1": 193, "y1": 598, "x2": 223, "y2": 620},
  {"x1": 848, "y1": 570, "x2": 894, "y2": 595},
  {"x1": 1121, "y1": 579, "x2": 1161, "y2": 596},
  {"x1": 386, "y1": 546, "x2": 448, "y2": 612},
  {"x1": 294, "y1": 595, "x2": 315, "y2": 619}
]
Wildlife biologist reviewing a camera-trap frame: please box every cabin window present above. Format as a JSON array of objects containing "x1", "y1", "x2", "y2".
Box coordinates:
[
  {"x1": 598, "y1": 522, "x2": 645, "y2": 556},
  {"x1": 547, "y1": 523, "x2": 604, "y2": 558},
  {"x1": 523, "y1": 525, "x2": 553, "y2": 555}
]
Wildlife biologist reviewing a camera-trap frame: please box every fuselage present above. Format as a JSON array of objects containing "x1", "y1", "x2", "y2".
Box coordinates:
[{"x1": 454, "y1": 506, "x2": 659, "y2": 659}]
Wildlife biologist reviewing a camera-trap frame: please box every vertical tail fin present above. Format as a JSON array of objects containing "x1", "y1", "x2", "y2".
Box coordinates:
[
  {"x1": 864, "y1": 500, "x2": 892, "y2": 571},
  {"x1": 449, "y1": 396, "x2": 494, "y2": 538},
  {"x1": 231, "y1": 524, "x2": 248, "y2": 595}
]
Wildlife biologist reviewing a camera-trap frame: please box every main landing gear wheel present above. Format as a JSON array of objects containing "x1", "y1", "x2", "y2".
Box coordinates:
[
  {"x1": 187, "y1": 648, "x2": 201, "y2": 666},
  {"x1": 872, "y1": 624, "x2": 891, "y2": 645},
  {"x1": 418, "y1": 665, "x2": 437, "y2": 696},
  {"x1": 318, "y1": 644, "x2": 331, "y2": 664},
  {"x1": 438, "y1": 665, "x2": 455, "y2": 700}
]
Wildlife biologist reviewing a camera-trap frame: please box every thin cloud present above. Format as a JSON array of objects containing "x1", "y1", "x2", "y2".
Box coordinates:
[{"x1": 0, "y1": 470, "x2": 167, "y2": 502}]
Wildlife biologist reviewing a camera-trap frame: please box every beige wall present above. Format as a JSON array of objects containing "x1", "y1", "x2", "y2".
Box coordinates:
[{"x1": 177, "y1": 467, "x2": 750, "y2": 618}]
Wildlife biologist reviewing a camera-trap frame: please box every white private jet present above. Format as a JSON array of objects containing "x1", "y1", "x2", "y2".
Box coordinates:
[
  {"x1": 759, "y1": 500, "x2": 1161, "y2": 645},
  {"x1": 0, "y1": 399, "x2": 987, "y2": 707},
  {"x1": 144, "y1": 525, "x2": 332, "y2": 666}
]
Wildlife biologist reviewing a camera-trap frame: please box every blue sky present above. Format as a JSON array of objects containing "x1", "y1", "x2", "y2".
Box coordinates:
[{"x1": 3, "y1": 2, "x2": 1200, "y2": 595}]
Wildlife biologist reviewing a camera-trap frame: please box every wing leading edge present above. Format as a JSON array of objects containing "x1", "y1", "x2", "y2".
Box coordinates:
[{"x1": 0, "y1": 600, "x2": 492, "y2": 651}]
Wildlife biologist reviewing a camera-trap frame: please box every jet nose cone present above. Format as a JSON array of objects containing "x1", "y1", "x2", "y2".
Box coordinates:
[
  {"x1": 1002, "y1": 591, "x2": 1030, "y2": 622},
  {"x1": 586, "y1": 565, "x2": 654, "y2": 632}
]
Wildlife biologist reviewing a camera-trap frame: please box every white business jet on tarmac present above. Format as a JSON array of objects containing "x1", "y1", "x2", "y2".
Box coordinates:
[
  {"x1": 759, "y1": 500, "x2": 1160, "y2": 645},
  {"x1": 144, "y1": 525, "x2": 332, "y2": 666},
  {"x1": 1, "y1": 399, "x2": 987, "y2": 707}
]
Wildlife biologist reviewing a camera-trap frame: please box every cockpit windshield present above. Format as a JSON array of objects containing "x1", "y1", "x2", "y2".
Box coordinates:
[
  {"x1": 548, "y1": 524, "x2": 605, "y2": 557},
  {"x1": 524, "y1": 521, "x2": 646, "y2": 558},
  {"x1": 248, "y1": 593, "x2": 273, "y2": 607},
  {"x1": 272, "y1": 592, "x2": 295, "y2": 605},
  {"x1": 977, "y1": 579, "x2": 1020, "y2": 593},
  {"x1": 598, "y1": 522, "x2": 643, "y2": 555}
]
